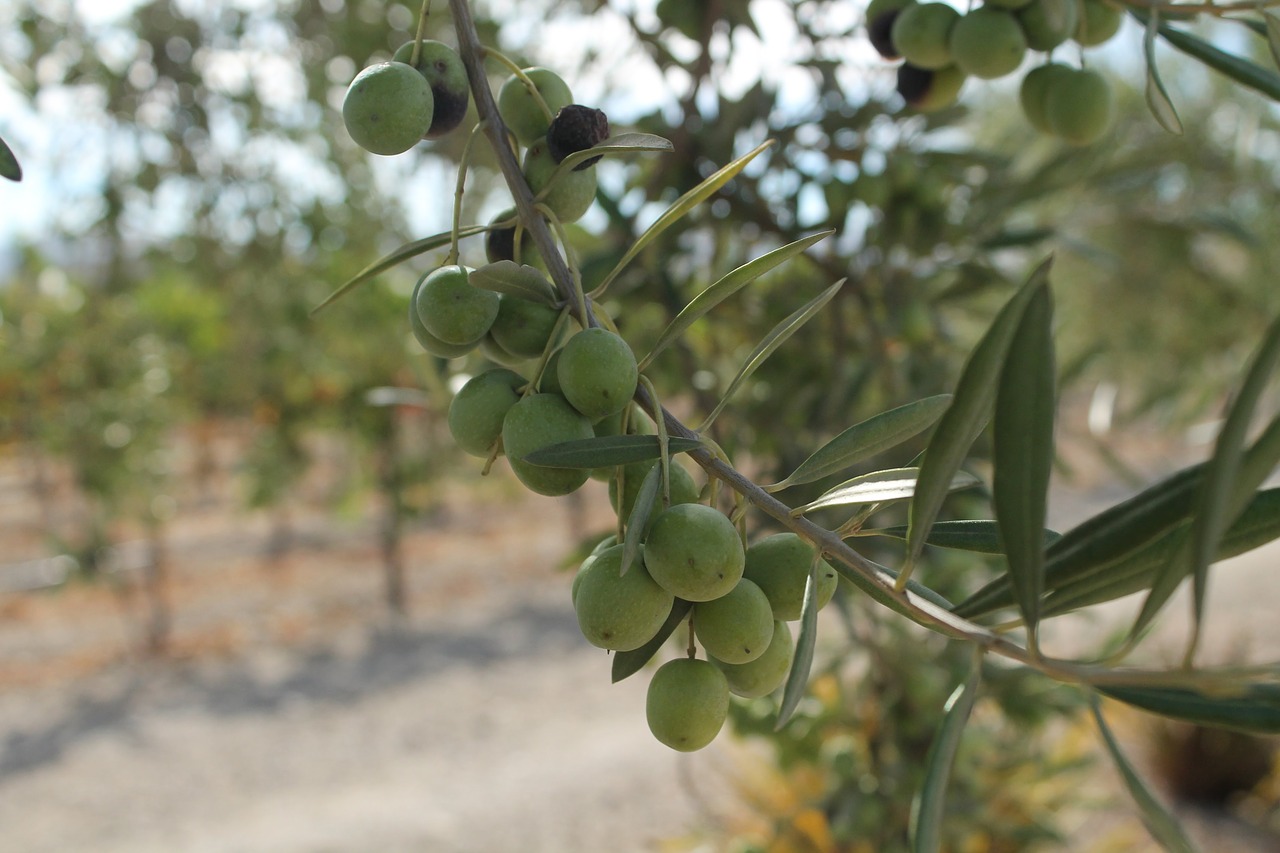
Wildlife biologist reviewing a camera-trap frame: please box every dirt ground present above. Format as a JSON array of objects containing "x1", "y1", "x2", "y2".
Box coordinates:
[{"x1": 1, "y1": 427, "x2": 1279, "y2": 852}]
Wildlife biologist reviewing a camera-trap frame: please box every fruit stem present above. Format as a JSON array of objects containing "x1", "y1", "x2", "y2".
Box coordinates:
[
  {"x1": 447, "y1": 122, "x2": 486, "y2": 265},
  {"x1": 686, "y1": 613, "x2": 696, "y2": 659},
  {"x1": 410, "y1": 0, "x2": 432, "y2": 66}
]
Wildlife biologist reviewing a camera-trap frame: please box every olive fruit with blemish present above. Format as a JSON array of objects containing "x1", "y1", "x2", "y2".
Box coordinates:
[
  {"x1": 391, "y1": 40, "x2": 469, "y2": 138},
  {"x1": 497, "y1": 67, "x2": 573, "y2": 146},
  {"x1": 342, "y1": 61, "x2": 434, "y2": 156},
  {"x1": 866, "y1": 0, "x2": 916, "y2": 59},
  {"x1": 447, "y1": 368, "x2": 525, "y2": 457},
  {"x1": 646, "y1": 658, "x2": 730, "y2": 752},
  {"x1": 547, "y1": 105, "x2": 610, "y2": 170},
  {"x1": 414, "y1": 265, "x2": 498, "y2": 347},
  {"x1": 742, "y1": 532, "x2": 838, "y2": 621},
  {"x1": 574, "y1": 544, "x2": 673, "y2": 651},
  {"x1": 501, "y1": 392, "x2": 594, "y2": 496},
  {"x1": 897, "y1": 63, "x2": 966, "y2": 112},
  {"x1": 694, "y1": 578, "x2": 774, "y2": 664},
  {"x1": 643, "y1": 503, "x2": 745, "y2": 602},
  {"x1": 485, "y1": 207, "x2": 543, "y2": 267}
]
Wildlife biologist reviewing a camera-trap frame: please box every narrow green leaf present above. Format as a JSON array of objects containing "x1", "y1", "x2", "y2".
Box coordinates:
[
  {"x1": 992, "y1": 284, "x2": 1055, "y2": 640},
  {"x1": 1133, "y1": 315, "x2": 1280, "y2": 640},
  {"x1": 797, "y1": 468, "x2": 980, "y2": 515},
  {"x1": 594, "y1": 139, "x2": 775, "y2": 295},
  {"x1": 0, "y1": 135, "x2": 20, "y2": 182},
  {"x1": 1091, "y1": 699, "x2": 1202, "y2": 853},
  {"x1": 698, "y1": 280, "x2": 843, "y2": 431},
  {"x1": 1265, "y1": 13, "x2": 1280, "y2": 70},
  {"x1": 910, "y1": 650, "x2": 982, "y2": 853},
  {"x1": 906, "y1": 259, "x2": 1052, "y2": 576},
  {"x1": 638, "y1": 230, "x2": 833, "y2": 371},
  {"x1": 1099, "y1": 683, "x2": 1280, "y2": 735},
  {"x1": 1132, "y1": 8, "x2": 1280, "y2": 101},
  {"x1": 1043, "y1": 487, "x2": 1280, "y2": 616},
  {"x1": 620, "y1": 463, "x2": 662, "y2": 577},
  {"x1": 469, "y1": 261, "x2": 557, "y2": 303},
  {"x1": 951, "y1": 462, "x2": 1203, "y2": 619},
  {"x1": 768, "y1": 395, "x2": 953, "y2": 491},
  {"x1": 557, "y1": 132, "x2": 673, "y2": 172},
  {"x1": 1144, "y1": 12, "x2": 1184, "y2": 135},
  {"x1": 523, "y1": 435, "x2": 702, "y2": 468},
  {"x1": 866, "y1": 520, "x2": 1060, "y2": 555},
  {"x1": 611, "y1": 599, "x2": 693, "y2": 683},
  {"x1": 775, "y1": 557, "x2": 822, "y2": 729},
  {"x1": 310, "y1": 224, "x2": 489, "y2": 315},
  {"x1": 1188, "y1": 315, "x2": 1280, "y2": 628}
]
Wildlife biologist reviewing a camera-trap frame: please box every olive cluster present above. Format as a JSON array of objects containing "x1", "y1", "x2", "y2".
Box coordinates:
[
  {"x1": 342, "y1": 39, "x2": 471, "y2": 155},
  {"x1": 868, "y1": 0, "x2": 1120, "y2": 144},
  {"x1": 574, "y1": 524, "x2": 840, "y2": 752}
]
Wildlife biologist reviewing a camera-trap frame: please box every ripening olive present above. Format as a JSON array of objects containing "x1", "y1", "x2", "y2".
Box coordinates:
[
  {"x1": 712, "y1": 620, "x2": 793, "y2": 698},
  {"x1": 497, "y1": 67, "x2": 573, "y2": 146},
  {"x1": 1045, "y1": 67, "x2": 1113, "y2": 145},
  {"x1": 866, "y1": 0, "x2": 917, "y2": 59},
  {"x1": 742, "y1": 532, "x2": 838, "y2": 621},
  {"x1": 414, "y1": 265, "x2": 499, "y2": 347},
  {"x1": 447, "y1": 368, "x2": 526, "y2": 457},
  {"x1": 890, "y1": 3, "x2": 960, "y2": 70},
  {"x1": 644, "y1": 504, "x2": 745, "y2": 602},
  {"x1": 949, "y1": 7, "x2": 1026, "y2": 79},
  {"x1": 556, "y1": 328, "x2": 638, "y2": 420},
  {"x1": 574, "y1": 544, "x2": 673, "y2": 651},
  {"x1": 646, "y1": 658, "x2": 730, "y2": 752},
  {"x1": 694, "y1": 579, "x2": 775, "y2": 665},
  {"x1": 342, "y1": 61, "x2": 434, "y2": 156},
  {"x1": 501, "y1": 392, "x2": 594, "y2": 495},
  {"x1": 523, "y1": 139, "x2": 598, "y2": 223}
]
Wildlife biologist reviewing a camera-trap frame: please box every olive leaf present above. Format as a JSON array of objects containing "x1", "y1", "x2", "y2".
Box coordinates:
[
  {"x1": 991, "y1": 284, "x2": 1055, "y2": 641},
  {"x1": 619, "y1": 462, "x2": 662, "y2": 577},
  {"x1": 864, "y1": 520, "x2": 1060, "y2": 555},
  {"x1": 775, "y1": 557, "x2": 822, "y2": 729},
  {"x1": 556, "y1": 131, "x2": 673, "y2": 172},
  {"x1": 1091, "y1": 699, "x2": 1202, "y2": 853},
  {"x1": 611, "y1": 599, "x2": 693, "y2": 683},
  {"x1": 795, "y1": 468, "x2": 980, "y2": 515},
  {"x1": 697, "y1": 280, "x2": 844, "y2": 431},
  {"x1": 952, "y1": 463, "x2": 1203, "y2": 619},
  {"x1": 1143, "y1": 12, "x2": 1183, "y2": 134},
  {"x1": 310, "y1": 224, "x2": 489, "y2": 315},
  {"x1": 1131, "y1": 8, "x2": 1280, "y2": 102},
  {"x1": 1132, "y1": 314, "x2": 1280, "y2": 642},
  {"x1": 905, "y1": 259, "x2": 1052, "y2": 580},
  {"x1": 637, "y1": 230, "x2": 834, "y2": 372},
  {"x1": 593, "y1": 139, "x2": 775, "y2": 296},
  {"x1": 1266, "y1": 12, "x2": 1280, "y2": 69},
  {"x1": 766, "y1": 395, "x2": 953, "y2": 492},
  {"x1": 1043, "y1": 487, "x2": 1280, "y2": 616},
  {"x1": 1098, "y1": 683, "x2": 1280, "y2": 735},
  {"x1": 522, "y1": 434, "x2": 701, "y2": 468},
  {"x1": 910, "y1": 650, "x2": 982, "y2": 853},
  {"x1": 0, "y1": 135, "x2": 20, "y2": 182},
  {"x1": 469, "y1": 261, "x2": 557, "y2": 303}
]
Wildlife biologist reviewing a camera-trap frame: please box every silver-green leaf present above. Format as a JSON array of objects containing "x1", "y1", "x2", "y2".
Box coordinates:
[{"x1": 910, "y1": 650, "x2": 982, "y2": 853}]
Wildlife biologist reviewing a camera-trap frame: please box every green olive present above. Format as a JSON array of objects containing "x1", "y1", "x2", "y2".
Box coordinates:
[
  {"x1": 342, "y1": 61, "x2": 434, "y2": 156},
  {"x1": 646, "y1": 658, "x2": 730, "y2": 752}
]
